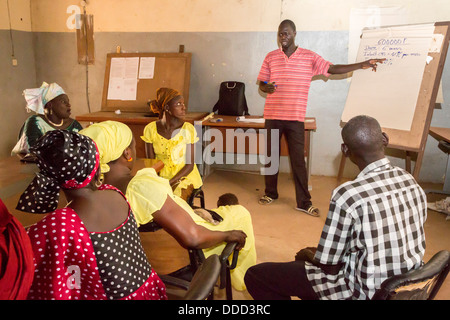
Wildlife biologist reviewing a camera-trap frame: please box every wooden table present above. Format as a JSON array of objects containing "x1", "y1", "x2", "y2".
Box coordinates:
[
  {"x1": 0, "y1": 156, "x2": 44, "y2": 227},
  {"x1": 429, "y1": 127, "x2": 450, "y2": 142},
  {"x1": 76, "y1": 111, "x2": 209, "y2": 158},
  {"x1": 429, "y1": 127, "x2": 450, "y2": 193},
  {"x1": 199, "y1": 115, "x2": 317, "y2": 179}
]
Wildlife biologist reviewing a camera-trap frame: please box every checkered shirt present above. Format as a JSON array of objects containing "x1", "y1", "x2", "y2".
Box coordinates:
[{"x1": 305, "y1": 158, "x2": 427, "y2": 300}]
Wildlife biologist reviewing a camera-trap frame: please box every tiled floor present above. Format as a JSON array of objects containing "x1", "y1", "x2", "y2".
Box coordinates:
[{"x1": 140, "y1": 169, "x2": 450, "y2": 300}]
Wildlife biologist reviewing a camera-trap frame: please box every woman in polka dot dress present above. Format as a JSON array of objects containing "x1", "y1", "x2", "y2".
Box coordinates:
[{"x1": 16, "y1": 130, "x2": 167, "y2": 300}]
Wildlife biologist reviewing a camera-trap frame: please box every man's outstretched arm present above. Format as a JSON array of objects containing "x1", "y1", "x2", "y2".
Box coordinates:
[{"x1": 328, "y1": 58, "x2": 386, "y2": 74}]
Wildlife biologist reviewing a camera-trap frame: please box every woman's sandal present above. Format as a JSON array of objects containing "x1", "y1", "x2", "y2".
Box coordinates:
[
  {"x1": 258, "y1": 195, "x2": 275, "y2": 205},
  {"x1": 296, "y1": 205, "x2": 320, "y2": 217}
]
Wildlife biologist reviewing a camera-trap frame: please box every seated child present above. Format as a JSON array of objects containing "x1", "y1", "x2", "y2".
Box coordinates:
[{"x1": 195, "y1": 193, "x2": 256, "y2": 291}]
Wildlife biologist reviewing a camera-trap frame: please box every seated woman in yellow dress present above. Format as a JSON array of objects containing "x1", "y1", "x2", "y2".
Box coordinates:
[
  {"x1": 141, "y1": 87, "x2": 202, "y2": 200},
  {"x1": 80, "y1": 121, "x2": 256, "y2": 291}
]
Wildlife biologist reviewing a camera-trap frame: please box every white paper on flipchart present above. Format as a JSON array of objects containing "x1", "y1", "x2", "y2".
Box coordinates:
[
  {"x1": 429, "y1": 34, "x2": 445, "y2": 104},
  {"x1": 342, "y1": 24, "x2": 435, "y2": 131},
  {"x1": 348, "y1": 6, "x2": 407, "y2": 65},
  {"x1": 348, "y1": 7, "x2": 443, "y2": 103}
]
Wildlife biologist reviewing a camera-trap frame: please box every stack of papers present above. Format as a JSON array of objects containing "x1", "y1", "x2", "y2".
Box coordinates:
[{"x1": 236, "y1": 116, "x2": 265, "y2": 123}]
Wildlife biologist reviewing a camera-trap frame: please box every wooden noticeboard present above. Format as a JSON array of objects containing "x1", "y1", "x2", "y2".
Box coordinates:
[
  {"x1": 338, "y1": 21, "x2": 450, "y2": 180},
  {"x1": 101, "y1": 52, "x2": 191, "y2": 113}
]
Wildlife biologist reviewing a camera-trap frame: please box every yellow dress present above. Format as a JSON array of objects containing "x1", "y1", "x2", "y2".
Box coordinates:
[
  {"x1": 126, "y1": 168, "x2": 256, "y2": 291},
  {"x1": 201, "y1": 204, "x2": 256, "y2": 291},
  {"x1": 141, "y1": 121, "x2": 202, "y2": 197}
]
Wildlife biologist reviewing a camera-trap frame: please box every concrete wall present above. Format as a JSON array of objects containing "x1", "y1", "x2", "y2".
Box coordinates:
[
  {"x1": 0, "y1": 0, "x2": 36, "y2": 157},
  {"x1": 1, "y1": 0, "x2": 449, "y2": 182}
]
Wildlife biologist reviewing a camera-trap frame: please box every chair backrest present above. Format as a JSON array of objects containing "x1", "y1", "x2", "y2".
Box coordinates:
[
  {"x1": 183, "y1": 254, "x2": 221, "y2": 300},
  {"x1": 372, "y1": 250, "x2": 450, "y2": 300}
]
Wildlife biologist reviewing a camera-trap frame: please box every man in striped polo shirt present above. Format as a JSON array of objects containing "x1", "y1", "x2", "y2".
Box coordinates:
[{"x1": 258, "y1": 19, "x2": 385, "y2": 216}]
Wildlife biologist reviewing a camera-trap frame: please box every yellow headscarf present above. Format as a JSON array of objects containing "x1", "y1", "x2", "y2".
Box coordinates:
[
  {"x1": 79, "y1": 121, "x2": 133, "y2": 174},
  {"x1": 149, "y1": 87, "x2": 181, "y2": 117}
]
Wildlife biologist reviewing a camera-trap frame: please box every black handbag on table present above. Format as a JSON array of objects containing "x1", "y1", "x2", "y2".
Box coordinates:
[{"x1": 213, "y1": 81, "x2": 249, "y2": 116}]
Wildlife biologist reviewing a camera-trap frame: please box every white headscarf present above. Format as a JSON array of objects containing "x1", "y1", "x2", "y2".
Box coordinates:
[{"x1": 22, "y1": 82, "x2": 66, "y2": 114}]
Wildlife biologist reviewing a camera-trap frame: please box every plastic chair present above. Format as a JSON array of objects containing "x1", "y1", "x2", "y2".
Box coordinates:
[
  {"x1": 159, "y1": 241, "x2": 239, "y2": 300},
  {"x1": 372, "y1": 250, "x2": 450, "y2": 300},
  {"x1": 161, "y1": 254, "x2": 221, "y2": 300},
  {"x1": 188, "y1": 187, "x2": 206, "y2": 209},
  {"x1": 138, "y1": 220, "x2": 239, "y2": 300}
]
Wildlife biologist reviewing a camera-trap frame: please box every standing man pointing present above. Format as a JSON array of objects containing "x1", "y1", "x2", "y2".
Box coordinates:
[{"x1": 258, "y1": 19, "x2": 385, "y2": 216}]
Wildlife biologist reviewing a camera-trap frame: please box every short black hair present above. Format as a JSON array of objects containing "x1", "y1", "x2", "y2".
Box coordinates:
[
  {"x1": 279, "y1": 19, "x2": 296, "y2": 32},
  {"x1": 342, "y1": 115, "x2": 384, "y2": 156},
  {"x1": 217, "y1": 193, "x2": 239, "y2": 207}
]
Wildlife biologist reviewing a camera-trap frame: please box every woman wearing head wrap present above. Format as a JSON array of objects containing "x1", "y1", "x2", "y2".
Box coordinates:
[
  {"x1": 17, "y1": 130, "x2": 166, "y2": 300},
  {"x1": 11, "y1": 82, "x2": 83, "y2": 158},
  {"x1": 142, "y1": 88, "x2": 202, "y2": 200},
  {"x1": 80, "y1": 121, "x2": 254, "y2": 291}
]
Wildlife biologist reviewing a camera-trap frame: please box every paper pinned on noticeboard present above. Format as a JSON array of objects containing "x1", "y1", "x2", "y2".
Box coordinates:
[
  {"x1": 107, "y1": 57, "x2": 139, "y2": 101},
  {"x1": 138, "y1": 57, "x2": 156, "y2": 79}
]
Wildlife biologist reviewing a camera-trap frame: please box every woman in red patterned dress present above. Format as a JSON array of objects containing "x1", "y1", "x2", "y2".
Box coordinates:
[{"x1": 16, "y1": 130, "x2": 167, "y2": 300}]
